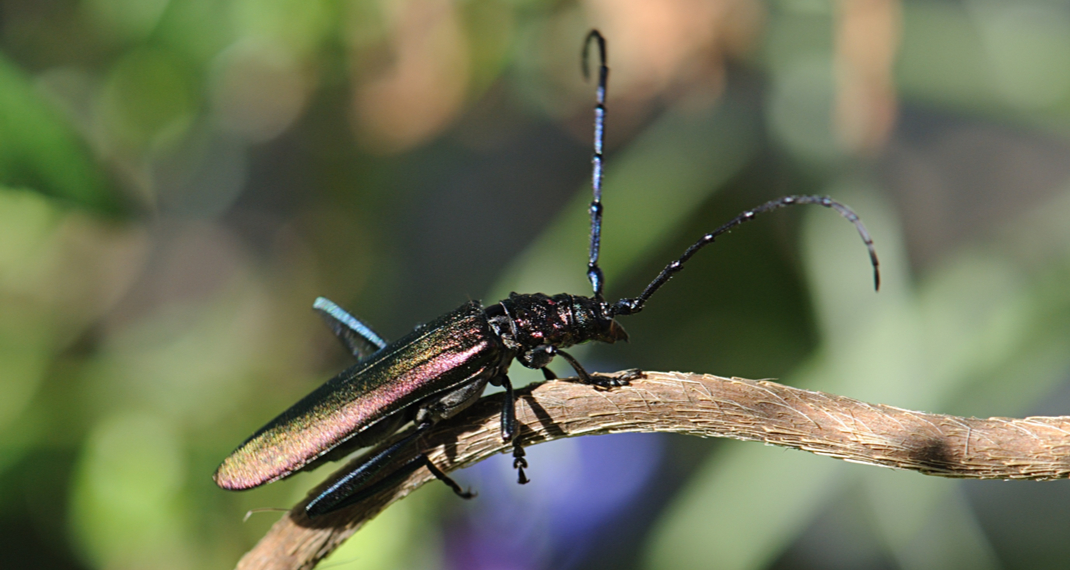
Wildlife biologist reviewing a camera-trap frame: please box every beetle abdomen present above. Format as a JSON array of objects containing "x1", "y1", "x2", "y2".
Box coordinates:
[{"x1": 214, "y1": 301, "x2": 507, "y2": 490}]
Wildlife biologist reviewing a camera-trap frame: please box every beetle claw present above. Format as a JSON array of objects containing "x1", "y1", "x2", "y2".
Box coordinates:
[{"x1": 617, "y1": 368, "x2": 643, "y2": 383}]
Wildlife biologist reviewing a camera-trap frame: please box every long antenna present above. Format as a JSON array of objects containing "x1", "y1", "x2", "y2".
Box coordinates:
[
  {"x1": 583, "y1": 29, "x2": 609, "y2": 300},
  {"x1": 611, "y1": 195, "x2": 881, "y2": 316}
]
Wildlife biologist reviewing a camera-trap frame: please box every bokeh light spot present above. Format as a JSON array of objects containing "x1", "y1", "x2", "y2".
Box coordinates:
[
  {"x1": 210, "y1": 40, "x2": 308, "y2": 143},
  {"x1": 70, "y1": 411, "x2": 189, "y2": 569},
  {"x1": 98, "y1": 48, "x2": 196, "y2": 151}
]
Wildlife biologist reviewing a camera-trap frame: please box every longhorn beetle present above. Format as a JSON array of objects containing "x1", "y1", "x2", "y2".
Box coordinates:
[{"x1": 214, "y1": 30, "x2": 880, "y2": 518}]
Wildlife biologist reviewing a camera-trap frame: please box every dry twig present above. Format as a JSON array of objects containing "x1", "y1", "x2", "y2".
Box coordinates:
[{"x1": 235, "y1": 371, "x2": 1070, "y2": 570}]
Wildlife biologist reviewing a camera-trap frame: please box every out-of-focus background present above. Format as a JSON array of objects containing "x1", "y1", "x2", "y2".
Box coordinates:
[{"x1": 4, "y1": 0, "x2": 1070, "y2": 568}]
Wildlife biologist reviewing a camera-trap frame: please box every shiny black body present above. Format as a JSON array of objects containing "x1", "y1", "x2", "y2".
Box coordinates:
[{"x1": 215, "y1": 30, "x2": 880, "y2": 518}]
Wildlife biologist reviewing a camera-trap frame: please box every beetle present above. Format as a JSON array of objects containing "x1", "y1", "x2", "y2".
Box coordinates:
[{"x1": 214, "y1": 30, "x2": 880, "y2": 518}]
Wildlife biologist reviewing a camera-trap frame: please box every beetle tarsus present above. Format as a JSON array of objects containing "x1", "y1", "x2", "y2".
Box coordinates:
[
  {"x1": 512, "y1": 440, "x2": 529, "y2": 484},
  {"x1": 616, "y1": 368, "x2": 643, "y2": 383},
  {"x1": 589, "y1": 374, "x2": 628, "y2": 388}
]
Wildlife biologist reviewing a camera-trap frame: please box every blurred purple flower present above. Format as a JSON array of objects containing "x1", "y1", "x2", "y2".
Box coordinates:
[{"x1": 445, "y1": 431, "x2": 664, "y2": 570}]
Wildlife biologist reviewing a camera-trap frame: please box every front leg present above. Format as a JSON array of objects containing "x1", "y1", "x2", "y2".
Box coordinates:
[
  {"x1": 521, "y1": 344, "x2": 630, "y2": 388},
  {"x1": 545, "y1": 346, "x2": 630, "y2": 388}
]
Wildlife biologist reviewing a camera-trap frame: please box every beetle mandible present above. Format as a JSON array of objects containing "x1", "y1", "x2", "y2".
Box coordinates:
[{"x1": 214, "y1": 30, "x2": 881, "y2": 518}]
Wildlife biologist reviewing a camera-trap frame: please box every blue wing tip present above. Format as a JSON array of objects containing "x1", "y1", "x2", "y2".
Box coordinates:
[{"x1": 313, "y1": 297, "x2": 342, "y2": 313}]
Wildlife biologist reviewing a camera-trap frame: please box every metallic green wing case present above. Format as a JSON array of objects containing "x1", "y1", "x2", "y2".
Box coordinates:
[{"x1": 214, "y1": 301, "x2": 500, "y2": 490}]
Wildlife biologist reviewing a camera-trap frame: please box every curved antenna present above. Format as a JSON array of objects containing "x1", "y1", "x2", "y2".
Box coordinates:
[
  {"x1": 611, "y1": 195, "x2": 880, "y2": 316},
  {"x1": 583, "y1": 29, "x2": 609, "y2": 299}
]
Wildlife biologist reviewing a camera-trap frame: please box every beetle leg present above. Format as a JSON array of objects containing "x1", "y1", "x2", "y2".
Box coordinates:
[
  {"x1": 498, "y1": 375, "x2": 530, "y2": 484},
  {"x1": 305, "y1": 422, "x2": 472, "y2": 518},
  {"x1": 421, "y1": 456, "x2": 475, "y2": 499},
  {"x1": 500, "y1": 375, "x2": 517, "y2": 441},
  {"x1": 552, "y1": 347, "x2": 629, "y2": 388},
  {"x1": 313, "y1": 297, "x2": 389, "y2": 359},
  {"x1": 519, "y1": 347, "x2": 570, "y2": 380}
]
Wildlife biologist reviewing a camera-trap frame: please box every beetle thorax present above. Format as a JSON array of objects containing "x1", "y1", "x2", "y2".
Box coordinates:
[{"x1": 488, "y1": 292, "x2": 628, "y2": 352}]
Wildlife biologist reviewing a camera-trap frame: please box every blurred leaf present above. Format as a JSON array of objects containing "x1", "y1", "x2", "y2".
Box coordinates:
[
  {"x1": 896, "y1": 2, "x2": 995, "y2": 113},
  {"x1": 156, "y1": 0, "x2": 234, "y2": 65},
  {"x1": 0, "y1": 187, "x2": 61, "y2": 447},
  {"x1": 897, "y1": 1, "x2": 1070, "y2": 125},
  {"x1": 462, "y1": 0, "x2": 516, "y2": 96},
  {"x1": 0, "y1": 186, "x2": 62, "y2": 285},
  {"x1": 768, "y1": 54, "x2": 841, "y2": 163},
  {"x1": 864, "y1": 469, "x2": 1001, "y2": 570},
  {"x1": 230, "y1": 0, "x2": 334, "y2": 57},
  {"x1": 0, "y1": 56, "x2": 127, "y2": 215},
  {"x1": 85, "y1": 0, "x2": 170, "y2": 43},
  {"x1": 645, "y1": 442, "x2": 844, "y2": 570},
  {"x1": 100, "y1": 48, "x2": 197, "y2": 152},
  {"x1": 970, "y1": 3, "x2": 1070, "y2": 111}
]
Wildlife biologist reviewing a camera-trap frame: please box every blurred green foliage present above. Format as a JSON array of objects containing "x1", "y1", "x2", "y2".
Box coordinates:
[{"x1": 3, "y1": 1, "x2": 1070, "y2": 569}]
